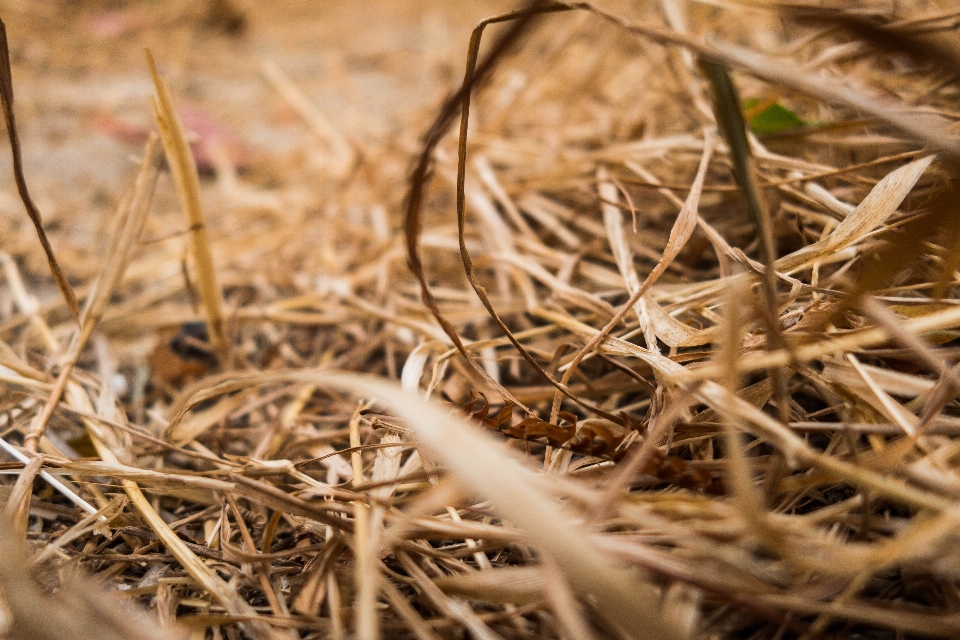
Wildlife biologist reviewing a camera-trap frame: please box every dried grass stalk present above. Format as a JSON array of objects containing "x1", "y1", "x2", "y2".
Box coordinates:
[{"x1": 146, "y1": 50, "x2": 228, "y2": 361}]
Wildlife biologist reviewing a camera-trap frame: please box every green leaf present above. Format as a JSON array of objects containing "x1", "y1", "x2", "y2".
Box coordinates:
[{"x1": 744, "y1": 98, "x2": 805, "y2": 134}]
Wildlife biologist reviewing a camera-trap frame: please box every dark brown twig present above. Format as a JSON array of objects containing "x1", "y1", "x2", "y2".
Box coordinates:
[{"x1": 0, "y1": 19, "x2": 79, "y2": 322}]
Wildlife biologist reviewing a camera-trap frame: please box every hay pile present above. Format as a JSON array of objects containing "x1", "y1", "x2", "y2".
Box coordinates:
[{"x1": 2, "y1": 1, "x2": 960, "y2": 638}]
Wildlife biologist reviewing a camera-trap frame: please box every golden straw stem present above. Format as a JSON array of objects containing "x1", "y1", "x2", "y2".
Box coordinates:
[{"x1": 146, "y1": 49, "x2": 229, "y2": 362}]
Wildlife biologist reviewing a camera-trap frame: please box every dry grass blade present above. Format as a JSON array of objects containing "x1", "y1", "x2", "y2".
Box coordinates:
[
  {"x1": 57, "y1": 378, "x2": 267, "y2": 638},
  {"x1": 537, "y1": 306, "x2": 957, "y2": 512},
  {"x1": 453, "y1": 2, "x2": 624, "y2": 423},
  {"x1": 700, "y1": 58, "x2": 792, "y2": 426},
  {"x1": 261, "y1": 60, "x2": 355, "y2": 178},
  {"x1": 700, "y1": 61, "x2": 776, "y2": 273},
  {"x1": 0, "y1": 18, "x2": 79, "y2": 321},
  {"x1": 404, "y1": 0, "x2": 570, "y2": 415},
  {"x1": 706, "y1": 36, "x2": 960, "y2": 159},
  {"x1": 2, "y1": 455, "x2": 42, "y2": 538},
  {"x1": 72, "y1": 136, "x2": 160, "y2": 354},
  {"x1": 0, "y1": 437, "x2": 99, "y2": 516},
  {"x1": 0, "y1": 518, "x2": 184, "y2": 640},
  {"x1": 776, "y1": 155, "x2": 934, "y2": 274},
  {"x1": 169, "y1": 369, "x2": 682, "y2": 638},
  {"x1": 146, "y1": 50, "x2": 228, "y2": 361},
  {"x1": 699, "y1": 61, "x2": 779, "y2": 304},
  {"x1": 860, "y1": 296, "x2": 960, "y2": 431},
  {"x1": 564, "y1": 123, "x2": 711, "y2": 382},
  {"x1": 28, "y1": 496, "x2": 126, "y2": 566},
  {"x1": 433, "y1": 565, "x2": 544, "y2": 605},
  {"x1": 23, "y1": 136, "x2": 160, "y2": 452},
  {"x1": 681, "y1": 289, "x2": 960, "y2": 383},
  {"x1": 310, "y1": 371, "x2": 683, "y2": 640},
  {"x1": 716, "y1": 273, "x2": 789, "y2": 558},
  {"x1": 785, "y1": 4, "x2": 960, "y2": 84}
]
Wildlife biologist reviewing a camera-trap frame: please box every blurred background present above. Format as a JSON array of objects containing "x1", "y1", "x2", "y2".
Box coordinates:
[{"x1": 0, "y1": 0, "x2": 516, "y2": 288}]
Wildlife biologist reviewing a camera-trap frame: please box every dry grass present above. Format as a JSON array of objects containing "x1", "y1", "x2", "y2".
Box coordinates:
[{"x1": 2, "y1": 0, "x2": 960, "y2": 638}]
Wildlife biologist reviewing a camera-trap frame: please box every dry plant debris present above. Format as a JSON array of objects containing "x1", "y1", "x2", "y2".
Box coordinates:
[{"x1": 2, "y1": 0, "x2": 960, "y2": 638}]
